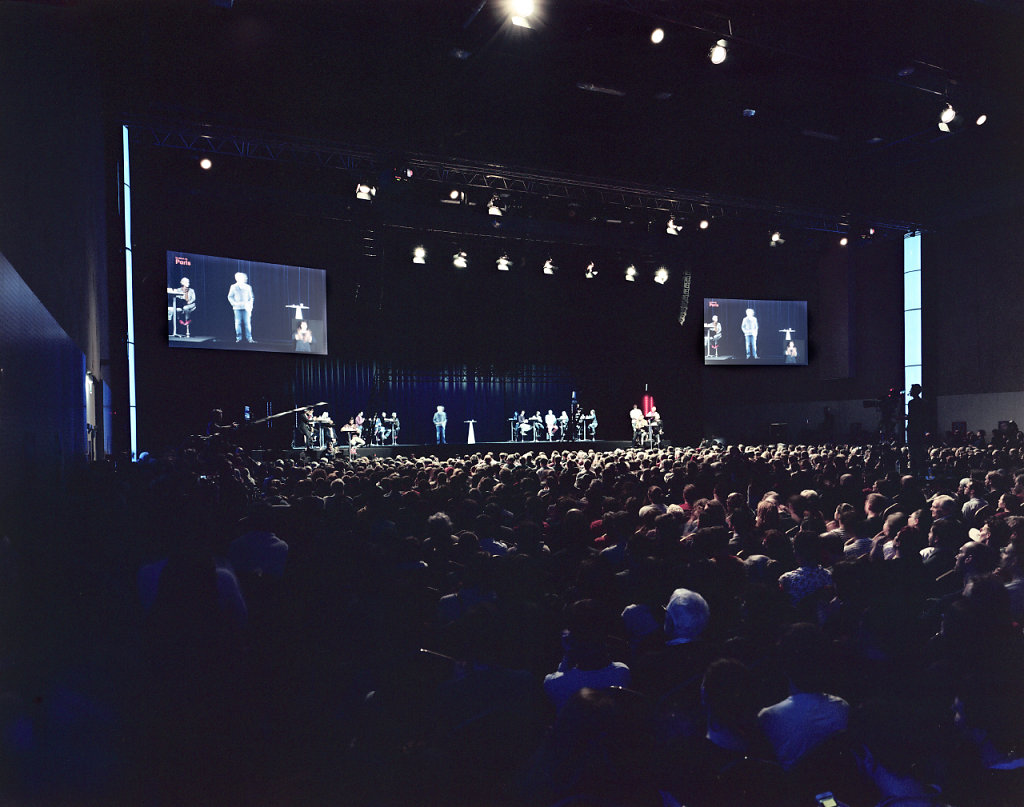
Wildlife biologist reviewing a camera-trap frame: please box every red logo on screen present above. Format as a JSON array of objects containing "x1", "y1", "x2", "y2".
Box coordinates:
[
  {"x1": 174, "y1": 256, "x2": 191, "y2": 266},
  {"x1": 708, "y1": 300, "x2": 719, "y2": 307}
]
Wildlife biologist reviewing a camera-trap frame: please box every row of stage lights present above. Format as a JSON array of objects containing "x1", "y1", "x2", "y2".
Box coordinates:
[{"x1": 413, "y1": 246, "x2": 671, "y2": 284}]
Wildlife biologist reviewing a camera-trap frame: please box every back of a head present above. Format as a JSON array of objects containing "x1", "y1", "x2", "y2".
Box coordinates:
[
  {"x1": 702, "y1": 658, "x2": 760, "y2": 729},
  {"x1": 664, "y1": 587, "x2": 710, "y2": 642},
  {"x1": 778, "y1": 622, "x2": 831, "y2": 693}
]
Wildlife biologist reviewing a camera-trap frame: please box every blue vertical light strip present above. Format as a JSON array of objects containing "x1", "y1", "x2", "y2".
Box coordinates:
[
  {"x1": 122, "y1": 125, "x2": 138, "y2": 459},
  {"x1": 904, "y1": 232, "x2": 922, "y2": 432}
]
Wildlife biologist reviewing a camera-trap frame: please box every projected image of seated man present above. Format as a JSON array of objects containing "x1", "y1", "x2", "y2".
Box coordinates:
[
  {"x1": 167, "y1": 276, "x2": 196, "y2": 338},
  {"x1": 294, "y1": 320, "x2": 313, "y2": 352}
]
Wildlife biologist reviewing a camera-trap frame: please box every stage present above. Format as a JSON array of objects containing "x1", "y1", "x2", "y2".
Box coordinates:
[{"x1": 272, "y1": 440, "x2": 637, "y2": 461}]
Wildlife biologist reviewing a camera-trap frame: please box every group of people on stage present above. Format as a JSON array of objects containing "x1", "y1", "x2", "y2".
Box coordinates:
[
  {"x1": 297, "y1": 406, "x2": 401, "y2": 452},
  {"x1": 629, "y1": 403, "x2": 664, "y2": 447},
  {"x1": 511, "y1": 408, "x2": 599, "y2": 442}
]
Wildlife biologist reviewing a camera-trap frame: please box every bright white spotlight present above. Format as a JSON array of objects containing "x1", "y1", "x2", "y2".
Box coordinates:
[
  {"x1": 654, "y1": 267, "x2": 669, "y2": 285},
  {"x1": 585, "y1": 262, "x2": 598, "y2": 279},
  {"x1": 199, "y1": 158, "x2": 212, "y2": 170},
  {"x1": 699, "y1": 219, "x2": 709, "y2": 230},
  {"x1": 770, "y1": 231, "x2": 784, "y2": 246},
  {"x1": 666, "y1": 217, "x2": 681, "y2": 235},
  {"x1": 543, "y1": 258, "x2": 557, "y2": 275},
  {"x1": 496, "y1": 255, "x2": 512, "y2": 271},
  {"x1": 839, "y1": 237, "x2": 848, "y2": 246},
  {"x1": 940, "y1": 103, "x2": 956, "y2": 124},
  {"x1": 450, "y1": 189, "x2": 461, "y2": 200},
  {"x1": 488, "y1": 196, "x2": 503, "y2": 216},
  {"x1": 625, "y1": 264, "x2": 637, "y2": 282},
  {"x1": 651, "y1": 28, "x2": 665, "y2": 44},
  {"x1": 355, "y1": 183, "x2": 375, "y2": 201},
  {"x1": 976, "y1": 114, "x2": 987, "y2": 126},
  {"x1": 510, "y1": 0, "x2": 534, "y2": 27},
  {"x1": 453, "y1": 251, "x2": 468, "y2": 269},
  {"x1": 709, "y1": 39, "x2": 728, "y2": 65},
  {"x1": 413, "y1": 246, "x2": 427, "y2": 264}
]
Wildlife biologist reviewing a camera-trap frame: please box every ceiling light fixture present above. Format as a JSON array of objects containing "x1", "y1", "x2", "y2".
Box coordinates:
[
  {"x1": 585, "y1": 261, "x2": 598, "y2": 279},
  {"x1": 699, "y1": 219, "x2": 709, "y2": 230},
  {"x1": 355, "y1": 183, "x2": 375, "y2": 201},
  {"x1": 651, "y1": 28, "x2": 665, "y2": 44},
  {"x1": 452, "y1": 251, "x2": 468, "y2": 269},
  {"x1": 412, "y1": 246, "x2": 427, "y2": 264},
  {"x1": 625, "y1": 264, "x2": 637, "y2": 282},
  {"x1": 666, "y1": 217, "x2": 682, "y2": 235},
  {"x1": 496, "y1": 255, "x2": 512, "y2": 271},
  {"x1": 940, "y1": 103, "x2": 956, "y2": 124},
  {"x1": 976, "y1": 114, "x2": 987, "y2": 126},
  {"x1": 199, "y1": 157, "x2": 212, "y2": 170},
  {"x1": 770, "y1": 231, "x2": 784, "y2": 247},
  {"x1": 543, "y1": 258, "x2": 557, "y2": 275},
  {"x1": 488, "y1": 195, "x2": 504, "y2": 216},
  {"x1": 510, "y1": 0, "x2": 534, "y2": 28},
  {"x1": 839, "y1": 237, "x2": 848, "y2": 246},
  {"x1": 709, "y1": 39, "x2": 728, "y2": 65},
  {"x1": 654, "y1": 267, "x2": 669, "y2": 285}
]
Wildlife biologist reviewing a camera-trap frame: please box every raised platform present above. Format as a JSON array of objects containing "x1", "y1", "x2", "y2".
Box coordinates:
[{"x1": 277, "y1": 440, "x2": 636, "y2": 461}]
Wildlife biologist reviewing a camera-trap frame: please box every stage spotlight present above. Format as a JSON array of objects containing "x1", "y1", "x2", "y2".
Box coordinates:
[
  {"x1": 666, "y1": 217, "x2": 682, "y2": 235},
  {"x1": 585, "y1": 261, "x2": 598, "y2": 279},
  {"x1": 443, "y1": 189, "x2": 466, "y2": 204},
  {"x1": 355, "y1": 183, "x2": 375, "y2": 201},
  {"x1": 412, "y1": 246, "x2": 427, "y2": 264},
  {"x1": 488, "y1": 195, "x2": 504, "y2": 216},
  {"x1": 709, "y1": 39, "x2": 728, "y2": 65},
  {"x1": 543, "y1": 258, "x2": 557, "y2": 275},
  {"x1": 199, "y1": 157, "x2": 212, "y2": 170},
  {"x1": 654, "y1": 266, "x2": 669, "y2": 284},
  {"x1": 699, "y1": 219, "x2": 709, "y2": 230},
  {"x1": 940, "y1": 103, "x2": 956, "y2": 124},
  {"x1": 625, "y1": 264, "x2": 637, "y2": 282},
  {"x1": 496, "y1": 254, "x2": 512, "y2": 271},
  {"x1": 452, "y1": 251, "x2": 468, "y2": 269},
  {"x1": 651, "y1": 28, "x2": 665, "y2": 44},
  {"x1": 976, "y1": 114, "x2": 987, "y2": 126},
  {"x1": 839, "y1": 236, "x2": 848, "y2": 246},
  {"x1": 509, "y1": 0, "x2": 534, "y2": 27},
  {"x1": 770, "y1": 231, "x2": 784, "y2": 246}
]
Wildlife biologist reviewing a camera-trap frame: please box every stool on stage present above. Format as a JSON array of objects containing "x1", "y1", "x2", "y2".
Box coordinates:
[{"x1": 464, "y1": 420, "x2": 476, "y2": 444}]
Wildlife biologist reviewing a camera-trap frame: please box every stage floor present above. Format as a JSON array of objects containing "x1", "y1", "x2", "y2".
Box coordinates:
[{"x1": 277, "y1": 440, "x2": 636, "y2": 461}]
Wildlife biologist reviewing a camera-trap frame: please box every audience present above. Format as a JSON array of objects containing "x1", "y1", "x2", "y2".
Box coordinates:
[{"x1": 4, "y1": 433, "x2": 1024, "y2": 805}]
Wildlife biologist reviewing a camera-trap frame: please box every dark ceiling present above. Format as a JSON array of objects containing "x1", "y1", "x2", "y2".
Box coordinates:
[{"x1": 85, "y1": 0, "x2": 1024, "y2": 228}]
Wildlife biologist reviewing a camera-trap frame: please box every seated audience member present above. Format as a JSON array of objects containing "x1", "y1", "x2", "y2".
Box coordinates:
[
  {"x1": 849, "y1": 698, "x2": 955, "y2": 807},
  {"x1": 999, "y1": 533, "x2": 1024, "y2": 620},
  {"x1": 629, "y1": 587, "x2": 713, "y2": 703},
  {"x1": 758, "y1": 622, "x2": 849, "y2": 770},
  {"x1": 543, "y1": 599, "x2": 630, "y2": 711},
  {"x1": 778, "y1": 530, "x2": 833, "y2": 609},
  {"x1": 663, "y1": 658, "x2": 787, "y2": 807}
]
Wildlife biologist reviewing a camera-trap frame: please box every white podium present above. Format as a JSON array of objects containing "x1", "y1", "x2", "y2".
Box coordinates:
[{"x1": 464, "y1": 420, "x2": 476, "y2": 444}]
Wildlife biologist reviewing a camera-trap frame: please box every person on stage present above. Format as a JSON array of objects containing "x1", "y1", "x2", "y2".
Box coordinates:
[
  {"x1": 516, "y1": 410, "x2": 528, "y2": 441},
  {"x1": 298, "y1": 406, "x2": 315, "y2": 449},
  {"x1": 741, "y1": 307, "x2": 759, "y2": 359},
  {"x1": 390, "y1": 412, "x2": 400, "y2": 443},
  {"x1": 227, "y1": 271, "x2": 255, "y2": 343},
  {"x1": 648, "y1": 406, "x2": 663, "y2": 446},
  {"x1": 294, "y1": 321, "x2": 313, "y2": 352},
  {"x1": 589, "y1": 409, "x2": 598, "y2": 439},
  {"x1": 168, "y1": 277, "x2": 197, "y2": 337},
  {"x1": 433, "y1": 405, "x2": 447, "y2": 444},
  {"x1": 355, "y1": 411, "x2": 365, "y2": 440},
  {"x1": 545, "y1": 409, "x2": 557, "y2": 440},
  {"x1": 558, "y1": 410, "x2": 569, "y2": 439}
]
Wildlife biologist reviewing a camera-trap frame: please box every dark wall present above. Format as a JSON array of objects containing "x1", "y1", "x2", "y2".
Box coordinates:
[
  {"x1": 0, "y1": 4, "x2": 109, "y2": 381},
  {"x1": 925, "y1": 205, "x2": 1024, "y2": 397}
]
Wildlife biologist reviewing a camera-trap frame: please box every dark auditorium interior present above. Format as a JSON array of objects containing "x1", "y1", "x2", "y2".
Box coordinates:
[{"x1": 2, "y1": 1, "x2": 1024, "y2": 805}]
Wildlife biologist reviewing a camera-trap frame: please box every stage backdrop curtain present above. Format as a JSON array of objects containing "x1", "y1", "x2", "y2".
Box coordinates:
[{"x1": 294, "y1": 359, "x2": 576, "y2": 444}]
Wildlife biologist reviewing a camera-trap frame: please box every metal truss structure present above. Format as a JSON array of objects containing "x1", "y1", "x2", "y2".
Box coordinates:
[{"x1": 129, "y1": 119, "x2": 923, "y2": 239}]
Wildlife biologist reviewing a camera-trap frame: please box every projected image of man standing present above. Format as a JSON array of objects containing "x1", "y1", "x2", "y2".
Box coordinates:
[
  {"x1": 741, "y1": 307, "x2": 759, "y2": 359},
  {"x1": 228, "y1": 272, "x2": 255, "y2": 343}
]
